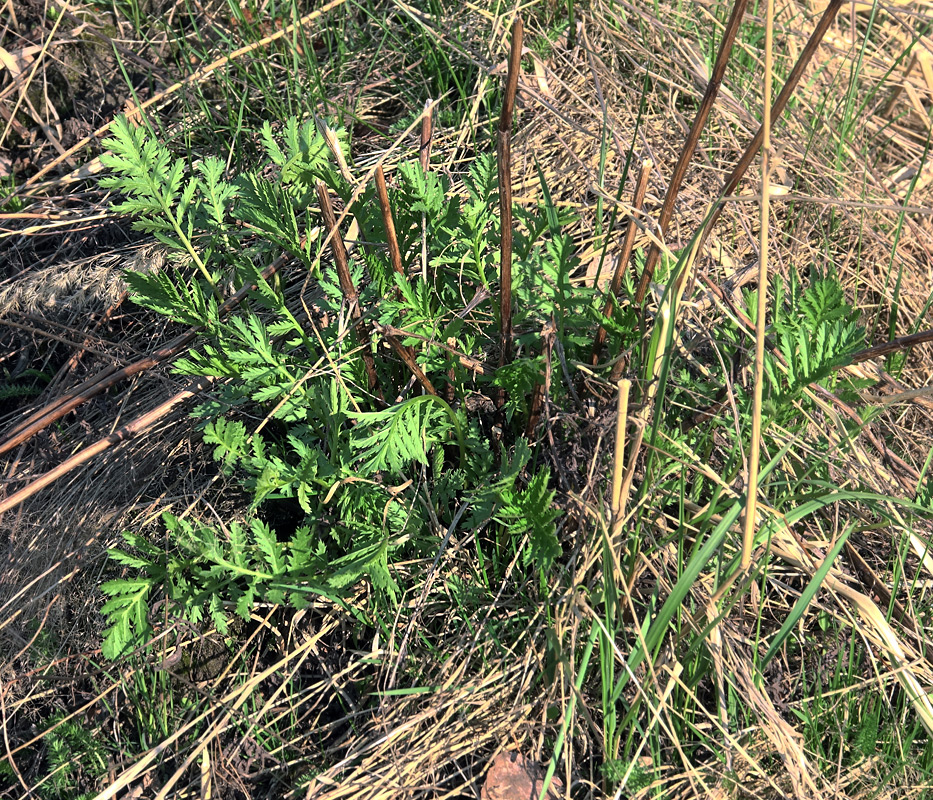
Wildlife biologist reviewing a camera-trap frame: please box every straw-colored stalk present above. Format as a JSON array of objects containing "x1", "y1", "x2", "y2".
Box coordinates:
[
  {"x1": 610, "y1": 379, "x2": 632, "y2": 528},
  {"x1": 741, "y1": 0, "x2": 775, "y2": 570}
]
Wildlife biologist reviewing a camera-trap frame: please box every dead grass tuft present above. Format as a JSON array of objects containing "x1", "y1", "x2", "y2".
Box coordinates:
[{"x1": 2, "y1": 0, "x2": 933, "y2": 797}]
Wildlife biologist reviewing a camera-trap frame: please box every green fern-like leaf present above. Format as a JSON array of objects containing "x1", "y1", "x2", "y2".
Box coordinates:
[
  {"x1": 799, "y1": 277, "x2": 847, "y2": 327},
  {"x1": 259, "y1": 115, "x2": 341, "y2": 194},
  {"x1": 203, "y1": 417, "x2": 249, "y2": 468},
  {"x1": 196, "y1": 157, "x2": 238, "y2": 228},
  {"x1": 100, "y1": 575, "x2": 155, "y2": 659},
  {"x1": 235, "y1": 172, "x2": 303, "y2": 256},
  {"x1": 770, "y1": 272, "x2": 866, "y2": 397},
  {"x1": 498, "y1": 468, "x2": 561, "y2": 571},
  {"x1": 253, "y1": 518, "x2": 286, "y2": 575},
  {"x1": 123, "y1": 268, "x2": 216, "y2": 327},
  {"x1": 350, "y1": 395, "x2": 462, "y2": 475}
]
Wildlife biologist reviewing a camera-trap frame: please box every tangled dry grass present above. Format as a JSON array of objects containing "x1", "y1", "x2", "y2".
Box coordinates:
[{"x1": 1, "y1": 0, "x2": 933, "y2": 797}]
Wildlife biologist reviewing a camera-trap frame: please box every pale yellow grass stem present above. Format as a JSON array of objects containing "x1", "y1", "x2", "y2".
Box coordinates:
[{"x1": 742, "y1": 0, "x2": 775, "y2": 570}]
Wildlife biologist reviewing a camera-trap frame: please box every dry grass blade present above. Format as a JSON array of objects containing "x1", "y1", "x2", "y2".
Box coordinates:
[
  {"x1": 87, "y1": 618, "x2": 341, "y2": 800},
  {"x1": 765, "y1": 515, "x2": 933, "y2": 737},
  {"x1": 0, "y1": 8, "x2": 66, "y2": 157}
]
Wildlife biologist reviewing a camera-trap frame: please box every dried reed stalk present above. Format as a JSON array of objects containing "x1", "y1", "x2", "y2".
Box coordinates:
[
  {"x1": 742, "y1": 0, "x2": 775, "y2": 570},
  {"x1": 610, "y1": 379, "x2": 632, "y2": 526},
  {"x1": 0, "y1": 251, "x2": 296, "y2": 458},
  {"x1": 696, "y1": 0, "x2": 844, "y2": 253},
  {"x1": 0, "y1": 377, "x2": 213, "y2": 516}
]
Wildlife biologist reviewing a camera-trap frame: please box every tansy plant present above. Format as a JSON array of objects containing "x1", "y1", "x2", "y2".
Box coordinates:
[{"x1": 96, "y1": 114, "x2": 586, "y2": 659}]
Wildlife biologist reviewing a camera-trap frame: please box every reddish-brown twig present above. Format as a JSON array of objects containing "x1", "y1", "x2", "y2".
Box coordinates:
[
  {"x1": 633, "y1": 0, "x2": 750, "y2": 306},
  {"x1": 497, "y1": 17, "x2": 523, "y2": 372},
  {"x1": 590, "y1": 158, "x2": 652, "y2": 372},
  {"x1": 525, "y1": 319, "x2": 556, "y2": 439},
  {"x1": 382, "y1": 331, "x2": 438, "y2": 397},
  {"x1": 47, "y1": 293, "x2": 128, "y2": 395},
  {"x1": 420, "y1": 99, "x2": 434, "y2": 173},
  {"x1": 316, "y1": 181, "x2": 383, "y2": 401},
  {"x1": 695, "y1": 0, "x2": 844, "y2": 255},
  {"x1": 373, "y1": 164, "x2": 406, "y2": 281},
  {"x1": 849, "y1": 328, "x2": 933, "y2": 364}
]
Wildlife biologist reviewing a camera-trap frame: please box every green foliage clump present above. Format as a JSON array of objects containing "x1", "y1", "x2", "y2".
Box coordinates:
[
  {"x1": 765, "y1": 272, "x2": 866, "y2": 400},
  {"x1": 97, "y1": 114, "x2": 574, "y2": 659}
]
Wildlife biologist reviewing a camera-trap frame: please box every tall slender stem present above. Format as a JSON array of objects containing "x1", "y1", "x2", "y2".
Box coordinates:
[
  {"x1": 497, "y1": 17, "x2": 523, "y2": 372},
  {"x1": 634, "y1": 0, "x2": 750, "y2": 306},
  {"x1": 742, "y1": 0, "x2": 775, "y2": 570}
]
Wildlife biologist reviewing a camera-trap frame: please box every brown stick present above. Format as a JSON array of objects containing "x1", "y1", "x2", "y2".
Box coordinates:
[
  {"x1": 0, "y1": 377, "x2": 213, "y2": 516},
  {"x1": 633, "y1": 0, "x2": 750, "y2": 306},
  {"x1": 525, "y1": 318, "x2": 556, "y2": 439},
  {"x1": 373, "y1": 322, "x2": 491, "y2": 375},
  {"x1": 373, "y1": 164, "x2": 406, "y2": 279},
  {"x1": 849, "y1": 328, "x2": 933, "y2": 364},
  {"x1": 382, "y1": 331, "x2": 438, "y2": 397},
  {"x1": 525, "y1": 382, "x2": 545, "y2": 439},
  {"x1": 316, "y1": 182, "x2": 383, "y2": 399},
  {"x1": 420, "y1": 99, "x2": 434, "y2": 173},
  {"x1": 694, "y1": 0, "x2": 845, "y2": 255},
  {"x1": 0, "y1": 251, "x2": 297, "y2": 457},
  {"x1": 497, "y1": 17, "x2": 523, "y2": 372},
  {"x1": 417, "y1": 101, "x2": 434, "y2": 284},
  {"x1": 591, "y1": 159, "x2": 652, "y2": 368},
  {"x1": 373, "y1": 163, "x2": 432, "y2": 394}
]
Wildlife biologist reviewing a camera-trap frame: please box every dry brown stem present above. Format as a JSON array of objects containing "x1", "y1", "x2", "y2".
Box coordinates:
[
  {"x1": 0, "y1": 249, "x2": 296, "y2": 458},
  {"x1": 373, "y1": 164, "x2": 406, "y2": 280},
  {"x1": 316, "y1": 181, "x2": 383, "y2": 400},
  {"x1": 697, "y1": 0, "x2": 845, "y2": 253},
  {"x1": 634, "y1": 0, "x2": 750, "y2": 306},
  {"x1": 497, "y1": 17, "x2": 523, "y2": 372},
  {"x1": 0, "y1": 377, "x2": 212, "y2": 516}
]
